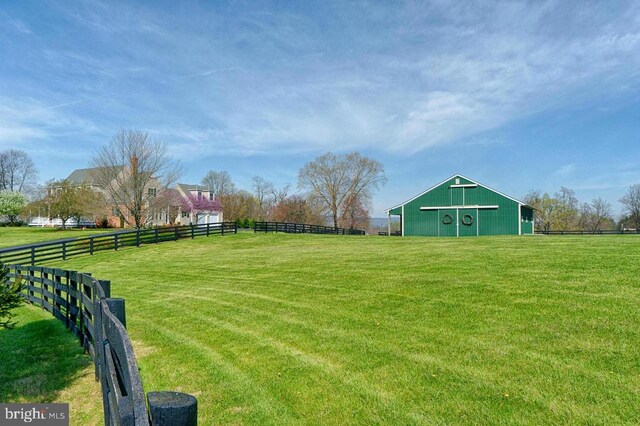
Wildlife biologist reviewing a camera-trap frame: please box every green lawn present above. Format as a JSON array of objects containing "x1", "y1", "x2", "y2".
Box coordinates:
[
  {"x1": 0, "y1": 306, "x2": 102, "y2": 425},
  {"x1": 0, "y1": 227, "x2": 109, "y2": 248},
  {"x1": 3, "y1": 233, "x2": 640, "y2": 424}
]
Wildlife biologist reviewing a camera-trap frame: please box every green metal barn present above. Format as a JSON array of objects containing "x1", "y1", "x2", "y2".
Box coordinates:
[{"x1": 386, "y1": 174, "x2": 534, "y2": 237}]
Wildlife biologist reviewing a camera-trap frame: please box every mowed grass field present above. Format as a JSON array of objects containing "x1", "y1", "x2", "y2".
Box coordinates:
[
  {"x1": 0, "y1": 227, "x2": 108, "y2": 248},
  {"x1": 2, "y1": 232, "x2": 640, "y2": 424}
]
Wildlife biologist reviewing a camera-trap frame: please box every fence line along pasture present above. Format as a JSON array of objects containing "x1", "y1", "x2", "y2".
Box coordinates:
[
  {"x1": 5, "y1": 265, "x2": 196, "y2": 425},
  {"x1": 537, "y1": 229, "x2": 640, "y2": 235},
  {"x1": 0, "y1": 222, "x2": 237, "y2": 265},
  {"x1": 1, "y1": 220, "x2": 355, "y2": 424},
  {"x1": 254, "y1": 221, "x2": 365, "y2": 235}
]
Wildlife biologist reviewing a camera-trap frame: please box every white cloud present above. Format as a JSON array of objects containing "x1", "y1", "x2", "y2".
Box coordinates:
[
  {"x1": 554, "y1": 163, "x2": 577, "y2": 177},
  {"x1": 149, "y1": 1, "x2": 640, "y2": 155},
  {"x1": 0, "y1": 98, "x2": 98, "y2": 149},
  {"x1": 1, "y1": 11, "x2": 32, "y2": 35},
  {"x1": 4, "y1": 1, "x2": 640, "y2": 158}
]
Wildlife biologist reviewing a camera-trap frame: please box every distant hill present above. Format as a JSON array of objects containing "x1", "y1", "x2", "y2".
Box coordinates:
[{"x1": 370, "y1": 217, "x2": 399, "y2": 228}]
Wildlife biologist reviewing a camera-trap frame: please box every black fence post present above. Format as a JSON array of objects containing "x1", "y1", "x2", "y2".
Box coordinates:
[
  {"x1": 64, "y1": 270, "x2": 70, "y2": 329},
  {"x1": 106, "y1": 298, "x2": 126, "y2": 328},
  {"x1": 136, "y1": 229, "x2": 141, "y2": 247},
  {"x1": 147, "y1": 392, "x2": 197, "y2": 426},
  {"x1": 90, "y1": 237, "x2": 94, "y2": 255},
  {"x1": 114, "y1": 234, "x2": 119, "y2": 251},
  {"x1": 62, "y1": 241, "x2": 67, "y2": 260},
  {"x1": 155, "y1": 227, "x2": 159, "y2": 244},
  {"x1": 99, "y1": 280, "x2": 111, "y2": 298},
  {"x1": 92, "y1": 281, "x2": 102, "y2": 382}
]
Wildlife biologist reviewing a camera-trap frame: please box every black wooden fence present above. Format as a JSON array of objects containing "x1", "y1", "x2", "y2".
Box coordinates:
[
  {"x1": 377, "y1": 231, "x2": 402, "y2": 236},
  {"x1": 254, "y1": 221, "x2": 365, "y2": 235},
  {"x1": 5, "y1": 266, "x2": 196, "y2": 425},
  {"x1": 0, "y1": 222, "x2": 237, "y2": 265},
  {"x1": 537, "y1": 229, "x2": 640, "y2": 235}
]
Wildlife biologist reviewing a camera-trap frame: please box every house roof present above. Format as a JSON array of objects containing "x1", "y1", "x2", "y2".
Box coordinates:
[
  {"x1": 385, "y1": 173, "x2": 533, "y2": 213},
  {"x1": 175, "y1": 183, "x2": 212, "y2": 196},
  {"x1": 65, "y1": 166, "x2": 125, "y2": 186},
  {"x1": 174, "y1": 184, "x2": 223, "y2": 211}
]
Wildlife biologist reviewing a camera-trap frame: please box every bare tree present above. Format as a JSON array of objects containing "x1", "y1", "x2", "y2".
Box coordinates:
[
  {"x1": 298, "y1": 152, "x2": 386, "y2": 228},
  {"x1": 271, "y1": 184, "x2": 290, "y2": 206},
  {"x1": 220, "y1": 190, "x2": 255, "y2": 222},
  {"x1": 201, "y1": 170, "x2": 236, "y2": 199},
  {"x1": 0, "y1": 149, "x2": 38, "y2": 194},
  {"x1": 149, "y1": 188, "x2": 181, "y2": 225},
  {"x1": 74, "y1": 186, "x2": 108, "y2": 226},
  {"x1": 524, "y1": 190, "x2": 558, "y2": 232},
  {"x1": 578, "y1": 198, "x2": 613, "y2": 232},
  {"x1": 340, "y1": 192, "x2": 370, "y2": 230},
  {"x1": 252, "y1": 176, "x2": 275, "y2": 220},
  {"x1": 553, "y1": 187, "x2": 578, "y2": 231},
  {"x1": 620, "y1": 184, "x2": 640, "y2": 229},
  {"x1": 91, "y1": 129, "x2": 181, "y2": 229},
  {"x1": 272, "y1": 194, "x2": 325, "y2": 224}
]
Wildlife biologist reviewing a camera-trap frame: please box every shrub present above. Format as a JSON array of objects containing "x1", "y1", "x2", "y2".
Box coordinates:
[
  {"x1": 0, "y1": 262, "x2": 24, "y2": 329},
  {"x1": 235, "y1": 217, "x2": 256, "y2": 229}
]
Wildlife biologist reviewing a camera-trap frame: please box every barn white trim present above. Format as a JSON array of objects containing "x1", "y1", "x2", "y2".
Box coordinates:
[{"x1": 419, "y1": 205, "x2": 499, "y2": 210}]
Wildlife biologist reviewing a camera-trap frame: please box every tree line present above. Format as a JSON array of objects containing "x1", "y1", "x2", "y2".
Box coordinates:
[
  {"x1": 4, "y1": 129, "x2": 640, "y2": 233},
  {"x1": 524, "y1": 185, "x2": 640, "y2": 232},
  {"x1": 2, "y1": 130, "x2": 387, "y2": 230},
  {"x1": 195, "y1": 151, "x2": 386, "y2": 230}
]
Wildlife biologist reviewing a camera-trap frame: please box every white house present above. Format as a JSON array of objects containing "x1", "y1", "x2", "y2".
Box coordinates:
[{"x1": 174, "y1": 183, "x2": 223, "y2": 225}]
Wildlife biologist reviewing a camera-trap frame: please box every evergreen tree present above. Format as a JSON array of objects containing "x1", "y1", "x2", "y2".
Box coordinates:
[{"x1": 0, "y1": 262, "x2": 23, "y2": 329}]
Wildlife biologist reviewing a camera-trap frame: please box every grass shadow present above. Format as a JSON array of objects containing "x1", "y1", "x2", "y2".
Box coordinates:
[{"x1": 0, "y1": 305, "x2": 93, "y2": 403}]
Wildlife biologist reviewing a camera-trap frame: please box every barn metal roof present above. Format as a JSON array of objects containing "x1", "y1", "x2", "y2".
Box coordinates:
[{"x1": 385, "y1": 174, "x2": 533, "y2": 213}]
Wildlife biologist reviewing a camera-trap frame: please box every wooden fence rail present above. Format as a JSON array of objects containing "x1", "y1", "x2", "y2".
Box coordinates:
[
  {"x1": 254, "y1": 221, "x2": 365, "y2": 235},
  {"x1": 0, "y1": 222, "x2": 237, "y2": 265},
  {"x1": 537, "y1": 229, "x2": 640, "y2": 235},
  {"x1": 0, "y1": 223, "x2": 236, "y2": 424},
  {"x1": 5, "y1": 266, "x2": 196, "y2": 425}
]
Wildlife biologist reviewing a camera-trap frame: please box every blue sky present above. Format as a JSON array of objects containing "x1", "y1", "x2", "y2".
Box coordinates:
[{"x1": 1, "y1": 1, "x2": 639, "y2": 216}]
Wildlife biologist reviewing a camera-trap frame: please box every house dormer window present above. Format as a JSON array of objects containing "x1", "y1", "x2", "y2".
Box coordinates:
[{"x1": 148, "y1": 188, "x2": 157, "y2": 197}]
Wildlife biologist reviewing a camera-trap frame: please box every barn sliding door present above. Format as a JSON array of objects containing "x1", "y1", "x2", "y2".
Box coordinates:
[
  {"x1": 458, "y1": 208, "x2": 477, "y2": 237},
  {"x1": 438, "y1": 209, "x2": 457, "y2": 237}
]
